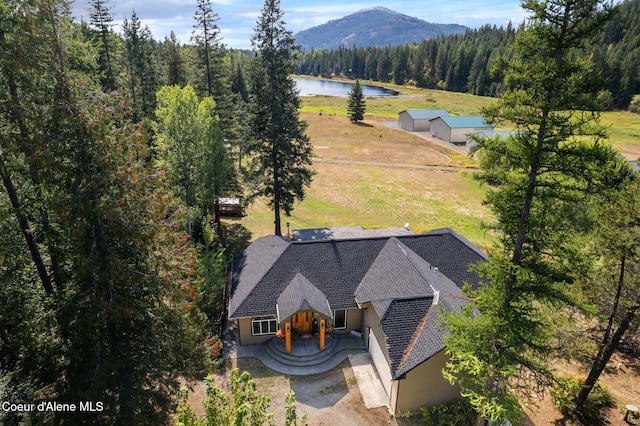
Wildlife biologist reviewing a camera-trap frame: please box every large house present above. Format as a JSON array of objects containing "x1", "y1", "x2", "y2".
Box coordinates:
[{"x1": 227, "y1": 227, "x2": 487, "y2": 414}]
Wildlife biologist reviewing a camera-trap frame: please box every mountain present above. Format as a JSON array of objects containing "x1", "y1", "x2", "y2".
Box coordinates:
[{"x1": 293, "y1": 7, "x2": 468, "y2": 51}]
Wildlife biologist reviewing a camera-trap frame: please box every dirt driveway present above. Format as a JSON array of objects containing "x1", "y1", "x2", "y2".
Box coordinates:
[{"x1": 186, "y1": 357, "x2": 402, "y2": 426}]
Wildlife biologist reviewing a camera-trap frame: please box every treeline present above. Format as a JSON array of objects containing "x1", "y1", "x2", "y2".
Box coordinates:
[
  {"x1": 295, "y1": 24, "x2": 516, "y2": 98},
  {"x1": 1, "y1": 0, "x2": 312, "y2": 424},
  {"x1": 295, "y1": 0, "x2": 640, "y2": 108}
]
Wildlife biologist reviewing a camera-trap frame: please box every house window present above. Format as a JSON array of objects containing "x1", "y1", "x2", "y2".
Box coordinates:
[
  {"x1": 252, "y1": 317, "x2": 277, "y2": 336},
  {"x1": 333, "y1": 309, "x2": 347, "y2": 329}
]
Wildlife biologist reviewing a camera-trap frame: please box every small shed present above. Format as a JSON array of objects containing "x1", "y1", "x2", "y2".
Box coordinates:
[
  {"x1": 398, "y1": 109, "x2": 450, "y2": 132},
  {"x1": 219, "y1": 197, "x2": 244, "y2": 217},
  {"x1": 429, "y1": 116, "x2": 494, "y2": 144}
]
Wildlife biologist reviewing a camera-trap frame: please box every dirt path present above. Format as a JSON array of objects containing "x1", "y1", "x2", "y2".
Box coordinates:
[{"x1": 313, "y1": 157, "x2": 479, "y2": 172}]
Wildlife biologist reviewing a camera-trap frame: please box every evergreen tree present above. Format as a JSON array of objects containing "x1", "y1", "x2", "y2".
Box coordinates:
[
  {"x1": 164, "y1": 31, "x2": 186, "y2": 86},
  {"x1": 248, "y1": 0, "x2": 314, "y2": 236},
  {"x1": 347, "y1": 79, "x2": 366, "y2": 122},
  {"x1": 1, "y1": 1, "x2": 209, "y2": 423},
  {"x1": 191, "y1": 0, "x2": 223, "y2": 98},
  {"x1": 191, "y1": 0, "x2": 246, "y2": 235},
  {"x1": 88, "y1": 0, "x2": 115, "y2": 90},
  {"x1": 442, "y1": 0, "x2": 629, "y2": 422},
  {"x1": 575, "y1": 178, "x2": 640, "y2": 410},
  {"x1": 122, "y1": 11, "x2": 159, "y2": 122}
]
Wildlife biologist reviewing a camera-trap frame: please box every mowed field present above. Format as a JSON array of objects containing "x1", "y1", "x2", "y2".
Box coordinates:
[{"x1": 233, "y1": 81, "x2": 640, "y2": 250}]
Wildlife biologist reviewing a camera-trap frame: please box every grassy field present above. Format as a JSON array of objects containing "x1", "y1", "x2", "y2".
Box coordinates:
[
  {"x1": 299, "y1": 81, "x2": 493, "y2": 119},
  {"x1": 230, "y1": 80, "x2": 640, "y2": 249}
]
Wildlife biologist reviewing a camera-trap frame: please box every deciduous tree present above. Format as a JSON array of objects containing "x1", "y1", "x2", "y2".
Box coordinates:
[{"x1": 154, "y1": 85, "x2": 232, "y2": 237}]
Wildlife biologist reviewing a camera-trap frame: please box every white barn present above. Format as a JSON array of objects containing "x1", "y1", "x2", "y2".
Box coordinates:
[
  {"x1": 398, "y1": 109, "x2": 450, "y2": 132},
  {"x1": 429, "y1": 116, "x2": 494, "y2": 144}
]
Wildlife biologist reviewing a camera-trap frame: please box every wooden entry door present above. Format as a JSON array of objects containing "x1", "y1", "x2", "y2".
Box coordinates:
[{"x1": 294, "y1": 311, "x2": 312, "y2": 334}]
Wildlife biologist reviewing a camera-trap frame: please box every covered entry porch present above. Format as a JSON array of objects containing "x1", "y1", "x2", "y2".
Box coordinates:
[
  {"x1": 276, "y1": 272, "x2": 334, "y2": 354},
  {"x1": 278, "y1": 310, "x2": 332, "y2": 353}
]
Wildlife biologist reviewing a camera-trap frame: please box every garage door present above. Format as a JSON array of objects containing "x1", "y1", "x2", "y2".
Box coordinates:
[{"x1": 368, "y1": 331, "x2": 392, "y2": 397}]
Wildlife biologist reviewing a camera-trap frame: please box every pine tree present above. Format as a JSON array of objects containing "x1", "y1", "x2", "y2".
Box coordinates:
[
  {"x1": 248, "y1": 0, "x2": 314, "y2": 236},
  {"x1": 122, "y1": 11, "x2": 159, "y2": 122},
  {"x1": 191, "y1": 0, "x2": 223, "y2": 98},
  {"x1": 442, "y1": 0, "x2": 629, "y2": 422},
  {"x1": 1, "y1": 1, "x2": 209, "y2": 423},
  {"x1": 164, "y1": 31, "x2": 186, "y2": 86},
  {"x1": 347, "y1": 79, "x2": 366, "y2": 123},
  {"x1": 575, "y1": 179, "x2": 640, "y2": 409},
  {"x1": 88, "y1": 0, "x2": 115, "y2": 91}
]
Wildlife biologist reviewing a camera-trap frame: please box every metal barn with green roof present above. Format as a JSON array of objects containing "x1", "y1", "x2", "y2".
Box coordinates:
[
  {"x1": 397, "y1": 109, "x2": 450, "y2": 132},
  {"x1": 429, "y1": 116, "x2": 495, "y2": 144}
]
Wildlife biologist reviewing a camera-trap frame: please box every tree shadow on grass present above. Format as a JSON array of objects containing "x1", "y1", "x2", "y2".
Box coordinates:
[
  {"x1": 221, "y1": 222, "x2": 252, "y2": 259},
  {"x1": 351, "y1": 121, "x2": 374, "y2": 127}
]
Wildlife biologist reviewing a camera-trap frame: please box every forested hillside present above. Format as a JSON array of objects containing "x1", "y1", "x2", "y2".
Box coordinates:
[
  {"x1": 295, "y1": 0, "x2": 640, "y2": 108},
  {"x1": 293, "y1": 7, "x2": 468, "y2": 50}
]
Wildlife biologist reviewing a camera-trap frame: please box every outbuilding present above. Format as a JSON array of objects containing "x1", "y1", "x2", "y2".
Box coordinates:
[
  {"x1": 429, "y1": 116, "x2": 494, "y2": 144},
  {"x1": 398, "y1": 109, "x2": 450, "y2": 132}
]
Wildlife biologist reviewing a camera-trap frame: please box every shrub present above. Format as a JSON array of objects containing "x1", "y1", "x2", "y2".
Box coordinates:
[
  {"x1": 420, "y1": 399, "x2": 476, "y2": 425},
  {"x1": 551, "y1": 374, "x2": 614, "y2": 425}
]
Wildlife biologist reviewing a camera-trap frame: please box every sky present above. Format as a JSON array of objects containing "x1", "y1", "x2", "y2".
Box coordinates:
[{"x1": 72, "y1": 0, "x2": 526, "y2": 50}]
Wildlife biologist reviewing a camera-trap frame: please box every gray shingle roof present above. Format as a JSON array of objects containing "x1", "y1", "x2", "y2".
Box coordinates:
[
  {"x1": 229, "y1": 228, "x2": 486, "y2": 377},
  {"x1": 355, "y1": 238, "x2": 435, "y2": 305},
  {"x1": 276, "y1": 273, "x2": 332, "y2": 322}
]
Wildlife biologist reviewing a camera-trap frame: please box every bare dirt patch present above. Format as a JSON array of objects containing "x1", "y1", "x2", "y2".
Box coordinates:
[
  {"x1": 184, "y1": 358, "x2": 399, "y2": 426},
  {"x1": 522, "y1": 352, "x2": 640, "y2": 426},
  {"x1": 181, "y1": 352, "x2": 640, "y2": 426}
]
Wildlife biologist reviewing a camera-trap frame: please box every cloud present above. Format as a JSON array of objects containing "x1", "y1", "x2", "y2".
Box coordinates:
[{"x1": 72, "y1": 0, "x2": 525, "y2": 49}]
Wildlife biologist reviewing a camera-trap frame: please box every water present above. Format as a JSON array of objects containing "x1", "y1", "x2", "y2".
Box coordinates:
[{"x1": 293, "y1": 77, "x2": 398, "y2": 97}]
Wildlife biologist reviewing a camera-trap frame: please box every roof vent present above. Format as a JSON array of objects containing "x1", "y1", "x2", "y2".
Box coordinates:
[
  {"x1": 404, "y1": 223, "x2": 410, "y2": 230},
  {"x1": 434, "y1": 267, "x2": 438, "y2": 274}
]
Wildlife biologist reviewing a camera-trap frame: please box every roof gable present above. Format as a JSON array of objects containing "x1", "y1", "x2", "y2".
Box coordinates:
[
  {"x1": 354, "y1": 238, "x2": 434, "y2": 306},
  {"x1": 276, "y1": 273, "x2": 332, "y2": 321}
]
